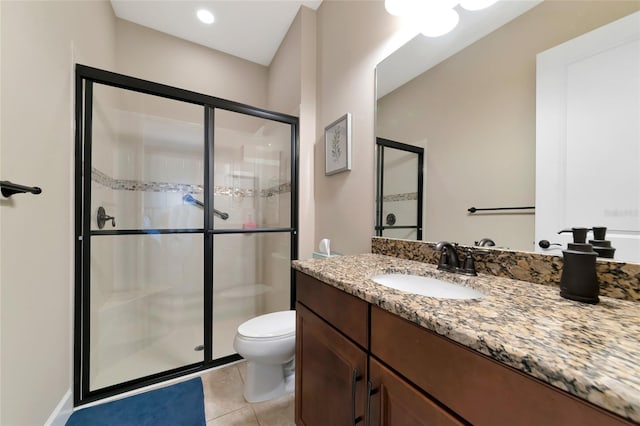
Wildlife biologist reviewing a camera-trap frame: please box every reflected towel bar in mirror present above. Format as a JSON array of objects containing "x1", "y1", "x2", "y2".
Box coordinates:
[{"x1": 468, "y1": 206, "x2": 535, "y2": 213}]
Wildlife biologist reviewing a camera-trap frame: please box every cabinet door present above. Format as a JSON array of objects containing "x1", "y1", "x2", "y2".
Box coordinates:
[
  {"x1": 295, "y1": 302, "x2": 367, "y2": 426},
  {"x1": 368, "y1": 358, "x2": 464, "y2": 426}
]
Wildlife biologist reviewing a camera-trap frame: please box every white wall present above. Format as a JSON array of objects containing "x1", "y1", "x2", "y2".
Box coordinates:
[{"x1": 0, "y1": 1, "x2": 117, "y2": 424}]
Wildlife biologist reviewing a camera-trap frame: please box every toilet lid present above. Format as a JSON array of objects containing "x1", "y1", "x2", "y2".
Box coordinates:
[{"x1": 238, "y1": 310, "x2": 296, "y2": 338}]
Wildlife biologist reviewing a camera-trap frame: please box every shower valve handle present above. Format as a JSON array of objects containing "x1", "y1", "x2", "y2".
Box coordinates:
[{"x1": 97, "y1": 206, "x2": 116, "y2": 229}]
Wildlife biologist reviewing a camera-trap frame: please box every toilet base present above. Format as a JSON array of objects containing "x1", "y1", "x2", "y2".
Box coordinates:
[
  {"x1": 243, "y1": 359, "x2": 295, "y2": 403},
  {"x1": 284, "y1": 371, "x2": 295, "y2": 394}
]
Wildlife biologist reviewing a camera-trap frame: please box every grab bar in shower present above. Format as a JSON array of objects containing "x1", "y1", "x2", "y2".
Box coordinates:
[
  {"x1": 1, "y1": 180, "x2": 42, "y2": 198},
  {"x1": 183, "y1": 194, "x2": 229, "y2": 220}
]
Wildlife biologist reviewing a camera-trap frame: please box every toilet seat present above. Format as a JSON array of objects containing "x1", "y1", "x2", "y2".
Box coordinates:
[{"x1": 237, "y1": 310, "x2": 295, "y2": 339}]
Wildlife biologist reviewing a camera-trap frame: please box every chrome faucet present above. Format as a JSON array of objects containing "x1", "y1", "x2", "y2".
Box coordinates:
[
  {"x1": 435, "y1": 241, "x2": 459, "y2": 272},
  {"x1": 475, "y1": 238, "x2": 495, "y2": 247}
]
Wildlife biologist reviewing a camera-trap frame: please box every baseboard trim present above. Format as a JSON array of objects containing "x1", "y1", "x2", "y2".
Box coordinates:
[{"x1": 44, "y1": 389, "x2": 72, "y2": 426}]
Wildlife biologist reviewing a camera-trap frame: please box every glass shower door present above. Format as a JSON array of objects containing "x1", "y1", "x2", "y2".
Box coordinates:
[
  {"x1": 210, "y1": 109, "x2": 294, "y2": 358},
  {"x1": 86, "y1": 82, "x2": 205, "y2": 391},
  {"x1": 76, "y1": 65, "x2": 298, "y2": 405}
]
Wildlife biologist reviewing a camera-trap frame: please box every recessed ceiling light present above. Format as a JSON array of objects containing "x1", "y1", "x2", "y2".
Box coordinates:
[{"x1": 197, "y1": 9, "x2": 214, "y2": 24}]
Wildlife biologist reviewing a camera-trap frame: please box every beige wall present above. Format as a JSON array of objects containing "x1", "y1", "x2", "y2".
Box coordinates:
[
  {"x1": 299, "y1": 7, "x2": 318, "y2": 260},
  {"x1": 315, "y1": 0, "x2": 408, "y2": 255},
  {"x1": 377, "y1": 1, "x2": 640, "y2": 251},
  {"x1": 0, "y1": 1, "x2": 117, "y2": 424},
  {"x1": 267, "y1": 7, "x2": 318, "y2": 260},
  {"x1": 268, "y1": 11, "x2": 302, "y2": 115},
  {"x1": 115, "y1": 18, "x2": 269, "y2": 109}
]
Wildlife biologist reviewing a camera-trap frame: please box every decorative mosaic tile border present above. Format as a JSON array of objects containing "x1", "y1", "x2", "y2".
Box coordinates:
[
  {"x1": 92, "y1": 168, "x2": 203, "y2": 193},
  {"x1": 91, "y1": 167, "x2": 290, "y2": 197},
  {"x1": 262, "y1": 182, "x2": 291, "y2": 198},
  {"x1": 371, "y1": 236, "x2": 640, "y2": 302},
  {"x1": 383, "y1": 192, "x2": 417, "y2": 202}
]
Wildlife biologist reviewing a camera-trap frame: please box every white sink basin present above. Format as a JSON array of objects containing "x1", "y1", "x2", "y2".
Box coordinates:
[{"x1": 370, "y1": 273, "x2": 484, "y2": 300}]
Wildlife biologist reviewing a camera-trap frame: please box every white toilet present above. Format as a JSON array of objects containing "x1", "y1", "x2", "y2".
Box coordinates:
[{"x1": 233, "y1": 310, "x2": 296, "y2": 403}]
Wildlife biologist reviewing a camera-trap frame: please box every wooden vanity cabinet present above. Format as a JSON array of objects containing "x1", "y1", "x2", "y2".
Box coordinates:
[
  {"x1": 295, "y1": 272, "x2": 633, "y2": 426},
  {"x1": 295, "y1": 272, "x2": 368, "y2": 425},
  {"x1": 371, "y1": 305, "x2": 632, "y2": 426}
]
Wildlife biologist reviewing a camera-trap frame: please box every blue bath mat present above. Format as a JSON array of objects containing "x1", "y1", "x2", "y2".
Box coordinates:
[{"x1": 67, "y1": 377, "x2": 205, "y2": 426}]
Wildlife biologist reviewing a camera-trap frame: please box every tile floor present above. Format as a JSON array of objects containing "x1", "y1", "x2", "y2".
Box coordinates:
[{"x1": 201, "y1": 361, "x2": 295, "y2": 426}]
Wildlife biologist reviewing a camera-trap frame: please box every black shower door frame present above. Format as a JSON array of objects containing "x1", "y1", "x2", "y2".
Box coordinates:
[
  {"x1": 375, "y1": 137, "x2": 424, "y2": 240},
  {"x1": 74, "y1": 64, "x2": 299, "y2": 405}
]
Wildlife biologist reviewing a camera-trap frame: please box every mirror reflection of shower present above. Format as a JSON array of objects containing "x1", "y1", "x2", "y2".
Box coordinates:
[{"x1": 375, "y1": 138, "x2": 424, "y2": 241}]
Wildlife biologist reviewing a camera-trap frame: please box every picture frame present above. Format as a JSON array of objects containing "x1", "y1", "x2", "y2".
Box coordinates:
[{"x1": 324, "y1": 113, "x2": 352, "y2": 175}]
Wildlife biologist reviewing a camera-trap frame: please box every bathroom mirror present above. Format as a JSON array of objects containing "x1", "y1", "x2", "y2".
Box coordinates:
[{"x1": 375, "y1": 1, "x2": 640, "y2": 262}]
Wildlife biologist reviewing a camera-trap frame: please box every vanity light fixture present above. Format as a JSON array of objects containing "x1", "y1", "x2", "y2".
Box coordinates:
[
  {"x1": 385, "y1": 0, "x2": 420, "y2": 16},
  {"x1": 197, "y1": 8, "x2": 215, "y2": 24},
  {"x1": 385, "y1": 0, "x2": 499, "y2": 37},
  {"x1": 459, "y1": 0, "x2": 499, "y2": 11},
  {"x1": 417, "y1": 7, "x2": 460, "y2": 37},
  {"x1": 385, "y1": 0, "x2": 459, "y2": 16}
]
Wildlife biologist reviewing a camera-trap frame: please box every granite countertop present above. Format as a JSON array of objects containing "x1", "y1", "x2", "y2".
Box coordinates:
[{"x1": 292, "y1": 253, "x2": 640, "y2": 423}]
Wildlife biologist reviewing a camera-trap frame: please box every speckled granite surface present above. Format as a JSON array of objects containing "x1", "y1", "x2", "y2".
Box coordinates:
[
  {"x1": 292, "y1": 254, "x2": 640, "y2": 423},
  {"x1": 371, "y1": 237, "x2": 640, "y2": 302}
]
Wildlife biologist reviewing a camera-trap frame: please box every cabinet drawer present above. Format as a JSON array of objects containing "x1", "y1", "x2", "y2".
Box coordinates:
[
  {"x1": 295, "y1": 271, "x2": 368, "y2": 348},
  {"x1": 371, "y1": 306, "x2": 631, "y2": 426}
]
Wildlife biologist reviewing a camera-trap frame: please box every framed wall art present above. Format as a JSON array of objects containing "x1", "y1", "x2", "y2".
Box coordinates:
[{"x1": 324, "y1": 113, "x2": 352, "y2": 175}]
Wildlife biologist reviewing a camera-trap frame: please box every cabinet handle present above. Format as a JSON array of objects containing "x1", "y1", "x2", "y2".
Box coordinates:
[
  {"x1": 352, "y1": 368, "x2": 363, "y2": 425},
  {"x1": 365, "y1": 381, "x2": 379, "y2": 426}
]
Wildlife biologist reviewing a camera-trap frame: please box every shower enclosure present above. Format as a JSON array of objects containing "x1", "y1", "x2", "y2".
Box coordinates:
[{"x1": 74, "y1": 65, "x2": 298, "y2": 404}]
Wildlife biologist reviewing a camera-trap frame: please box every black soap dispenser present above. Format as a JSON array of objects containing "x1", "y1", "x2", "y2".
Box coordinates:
[
  {"x1": 557, "y1": 228, "x2": 599, "y2": 304},
  {"x1": 589, "y1": 226, "x2": 616, "y2": 259}
]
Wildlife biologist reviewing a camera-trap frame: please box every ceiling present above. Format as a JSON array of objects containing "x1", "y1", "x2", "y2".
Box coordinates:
[
  {"x1": 111, "y1": 0, "x2": 322, "y2": 66},
  {"x1": 111, "y1": 0, "x2": 542, "y2": 86}
]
